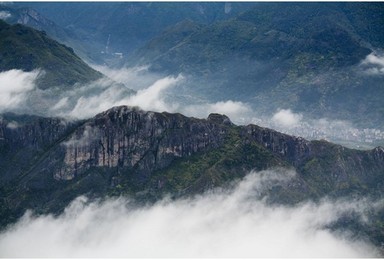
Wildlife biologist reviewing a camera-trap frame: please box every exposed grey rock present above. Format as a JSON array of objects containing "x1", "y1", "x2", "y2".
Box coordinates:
[{"x1": 55, "y1": 106, "x2": 230, "y2": 181}]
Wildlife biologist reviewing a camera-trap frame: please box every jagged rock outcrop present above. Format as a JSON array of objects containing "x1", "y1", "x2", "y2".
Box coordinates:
[
  {"x1": 242, "y1": 124, "x2": 311, "y2": 166},
  {"x1": 55, "y1": 106, "x2": 230, "y2": 181}
]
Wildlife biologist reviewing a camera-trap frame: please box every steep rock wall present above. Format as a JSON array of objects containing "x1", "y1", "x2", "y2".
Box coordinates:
[
  {"x1": 242, "y1": 124, "x2": 312, "y2": 166},
  {"x1": 55, "y1": 106, "x2": 230, "y2": 180}
]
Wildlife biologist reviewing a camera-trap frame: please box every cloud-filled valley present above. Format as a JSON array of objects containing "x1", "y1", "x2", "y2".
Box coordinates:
[{"x1": 0, "y1": 169, "x2": 380, "y2": 258}]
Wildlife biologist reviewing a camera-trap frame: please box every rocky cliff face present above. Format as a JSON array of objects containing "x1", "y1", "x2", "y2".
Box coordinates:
[
  {"x1": 55, "y1": 106, "x2": 230, "y2": 181},
  {"x1": 0, "y1": 106, "x2": 383, "y2": 234},
  {"x1": 0, "y1": 115, "x2": 78, "y2": 182},
  {"x1": 242, "y1": 124, "x2": 312, "y2": 166}
]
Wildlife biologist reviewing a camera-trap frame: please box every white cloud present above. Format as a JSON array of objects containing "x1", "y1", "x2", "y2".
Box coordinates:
[
  {"x1": 90, "y1": 64, "x2": 160, "y2": 91},
  {"x1": 63, "y1": 79, "x2": 133, "y2": 119},
  {"x1": 0, "y1": 169, "x2": 379, "y2": 258},
  {"x1": 271, "y1": 109, "x2": 302, "y2": 128},
  {"x1": 62, "y1": 125, "x2": 100, "y2": 147},
  {"x1": 362, "y1": 53, "x2": 384, "y2": 67},
  {"x1": 0, "y1": 66, "x2": 247, "y2": 123},
  {"x1": 0, "y1": 69, "x2": 42, "y2": 112},
  {"x1": 0, "y1": 66, "x2": 181, "y2": 120},
  {"x1": 182, "y1": 100, "x2": 252, "y2": 123},
  {"x1": 363, "y1": 67, "x2": 384, "y2": 75},
  {"x1": 60, "y1": 74, "x2": 183, "y2": 120},
  {"x1": 75, "y1": 66, "x2": 253, "y2": 123},
  {"x1": 360, "y1": 53, "x2": 384, "y2": 75},
  {"x1": 51, "y1": 97, "x2": 69, "y2": 111},
  {"x1": 6, "y1": 121, "x2": 19, "y2": 129},
  {"x1": 0, "y1": 11, "x2": 11, "y2": 20},
  {"x1": 125, "y1": 74, "x2": 182, "y2": 112}
]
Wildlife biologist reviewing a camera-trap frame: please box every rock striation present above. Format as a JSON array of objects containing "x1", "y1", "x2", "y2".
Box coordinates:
[{"x1": 55, "y1": 106, "x2": 230, "y2": 181}]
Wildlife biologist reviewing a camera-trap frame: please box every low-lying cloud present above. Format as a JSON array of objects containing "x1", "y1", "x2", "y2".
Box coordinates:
[
  {"x1": 0, "y1": 69, "x2": 42, "y2": 112},
  {"x1": 90, "y1": 64, "x2": 161, "y2": 91},
  {"x1": 271, "y1": 108, "x2": 303, "y2": 128},
  {"x1": 0, "y1": 67, "x2": 180, "y2": 120},
  {"x1": 0, "y1": 169, "x2": 379, "y2": 258},
  {"x1": 57, "y1": 74, "x2": 182, "y2": 119},
  {"x1": 183, "y1": 100, "x2": 252, "y2": 122},
  {"x1": 124, "y1": 75, "x2": 182, "y2": 112},
  {"x1": 360, "y1": 52, "x2": 384, "y2": 75},
  {"x1": 62, "y1": 125, "x2": 101, "y2": 147},
  {"x1": 0, "y1": 66, "x2": 253, "y2": 127},
  {"x1": 0, "y1": 11, "x2": 11, "y2": 20}
]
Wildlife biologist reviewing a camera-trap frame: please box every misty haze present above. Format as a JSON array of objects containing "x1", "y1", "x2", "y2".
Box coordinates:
[{"x1": 0, "y1": 1, "x2": 383, "y2": 258}]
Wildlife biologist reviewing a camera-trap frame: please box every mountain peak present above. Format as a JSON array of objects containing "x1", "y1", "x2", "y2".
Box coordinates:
[{"x1": 207, "y1": 113, "x2": 233, "y2": 126}]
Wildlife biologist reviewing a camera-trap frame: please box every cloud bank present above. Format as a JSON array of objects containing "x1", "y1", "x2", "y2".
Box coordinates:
[
  {"x1": 0, "y1": 169, "x2": 379, "y2": 258},
  {"x1": 0, "y1": 70, "x2": 180, "y2": 120},
  {"x1": 0, "y1": 67, "x2": 237, "y2": 121}
]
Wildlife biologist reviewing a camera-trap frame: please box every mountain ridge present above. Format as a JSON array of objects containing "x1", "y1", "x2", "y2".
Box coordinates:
[{"x1": 0, "y1": 106, "x2": 383, "y2": 248}]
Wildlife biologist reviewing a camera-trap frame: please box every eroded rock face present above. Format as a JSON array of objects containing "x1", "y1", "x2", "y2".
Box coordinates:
[
  {"x1": 0, "y1": 115, "x2": 77, "y2": 182},
  {"x1": 243, "y1": 124, "x2": 312, "y2": 166},
  {"x1": 0, "y1": 116, "x2": 70, "y2": 151},
  {"x1": 55, "y1": 106, "x2": 230, "y2": 180}
]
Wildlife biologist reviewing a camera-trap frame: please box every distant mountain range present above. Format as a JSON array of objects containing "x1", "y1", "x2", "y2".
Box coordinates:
[
  {"x1": 130, "y1": 3, "x2": 384, "y2": 128},
  {"x1": 7, "y1": 2, "x2": 257, "y2": 64},
  {"x1": 2, "y1": 3, "x2": 383, "y2": 128}
]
